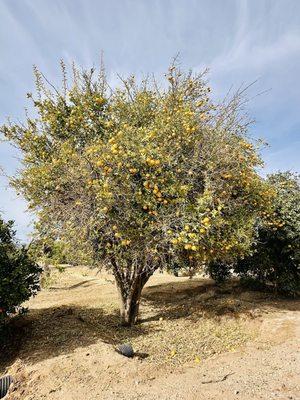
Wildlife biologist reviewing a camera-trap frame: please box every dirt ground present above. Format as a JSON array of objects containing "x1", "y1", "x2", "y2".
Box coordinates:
[{"x1": 1, "y1": 266, "x2": 300, "y2": 400}]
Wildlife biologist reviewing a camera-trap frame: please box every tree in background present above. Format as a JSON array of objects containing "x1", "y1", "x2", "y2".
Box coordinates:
[
  {"x1": 1, "y1": 61, "x2": 274, "y2": 325},
  {"x1": 0, "y1": 216, "x2": 41, "y2": 334},
  {"x1": 29, "y1": 236, "x2": 70, "y2": 267},
  {"x1": 234, "y1": 172, "x2": 300, "y2": 295}
]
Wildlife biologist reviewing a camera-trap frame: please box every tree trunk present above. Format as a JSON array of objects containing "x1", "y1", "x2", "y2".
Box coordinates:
[
  {"x1": 188, "y1": 265, "x2": 194, "y2": 279},
  {"x1": 117, "y1": 273, "x2": 150, "y2": 326}
]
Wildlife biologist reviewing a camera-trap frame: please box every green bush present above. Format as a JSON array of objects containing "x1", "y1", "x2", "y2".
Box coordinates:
[
  {"x1": 206, "y1": 260, "x2": 231, "y2": 284},
  {"x1": 0, "y1": 217, "x2": 42, "y2": 335},
  {"x1": 205, "y1": 172, "x2": 300, "y2": 296},
  {"x1": 234, "y1": 172, "x2": 300, "y2": 295},
  {"x1": 29, "y1": 236, "x2": 70, "y2": 266}
]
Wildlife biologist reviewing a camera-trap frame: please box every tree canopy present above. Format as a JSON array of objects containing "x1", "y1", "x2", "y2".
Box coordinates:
[{"x1": 1, "y1": 62, "x2": 275, "y2": 324}]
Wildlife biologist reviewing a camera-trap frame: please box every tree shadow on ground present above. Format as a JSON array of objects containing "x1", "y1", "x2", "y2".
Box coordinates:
[
  {"x1": 49, "y1": 279, "x2": 99, "y2": 291},
  {"x1": 141, "y1": 278, "x2": 300, "y2": 323},
  {"x1": 0, "y1": 304, "x2": 157, "y2": 372},
  {"x1": 1, "y1": 277, "x2": 299, "y2": 373}
]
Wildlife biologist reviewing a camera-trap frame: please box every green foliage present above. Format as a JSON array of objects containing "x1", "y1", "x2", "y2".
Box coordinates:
[
  {"x1": 206, "y1": 260, "x2": 231, "y2": 284},
  {"x1": 234, "y1": 172, "x2": 300, "y2": 295},
  {"x1": 29, "y1": 237, "x2": 70, "y2": 267},
  {"x1": 0, "y1": 216, "x2": 42, "y2": 335}
]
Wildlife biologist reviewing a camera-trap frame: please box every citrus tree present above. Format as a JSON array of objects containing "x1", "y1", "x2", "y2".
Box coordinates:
[{"x1": 1, "y1": 62, "x2": 274, "y2": 325}]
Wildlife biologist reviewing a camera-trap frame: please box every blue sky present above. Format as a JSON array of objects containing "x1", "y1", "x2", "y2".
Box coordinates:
[{"x1": 0, "y1": 0, "x2": 299, "y2": 241}]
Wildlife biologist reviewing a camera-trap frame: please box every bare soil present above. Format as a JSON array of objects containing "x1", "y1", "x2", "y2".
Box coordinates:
[{"x1": 1, "y1": 266, "x2": 300, "y2": 400}]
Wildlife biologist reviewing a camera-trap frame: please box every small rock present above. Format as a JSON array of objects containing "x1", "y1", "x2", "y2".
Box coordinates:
[{"x1": 116, "y1": 343, "x2": 134, "y2": 358}]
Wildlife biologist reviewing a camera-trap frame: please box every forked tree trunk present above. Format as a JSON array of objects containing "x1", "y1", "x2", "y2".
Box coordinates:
[{"x1": 116, "y1": 272, "x2": 150, "y2": 326}]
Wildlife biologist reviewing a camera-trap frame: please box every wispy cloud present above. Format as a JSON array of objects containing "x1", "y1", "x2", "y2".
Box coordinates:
[{"x1": 0, "y1": 0, "x2": 299, "y2": 240}]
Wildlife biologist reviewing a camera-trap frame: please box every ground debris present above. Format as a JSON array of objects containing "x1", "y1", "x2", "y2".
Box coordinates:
[{"x1": 201, "y1": 372, "x2": 235, "y2": 384}]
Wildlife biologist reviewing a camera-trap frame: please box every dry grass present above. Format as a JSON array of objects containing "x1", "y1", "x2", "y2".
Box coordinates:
[{"x1": 131, "y1": 316, "x2": 252, "y2": 365}]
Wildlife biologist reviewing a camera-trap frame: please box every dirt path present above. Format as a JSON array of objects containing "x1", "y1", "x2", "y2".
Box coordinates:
[{"x1": 2, "y1": 267, "x2": 300, "y2": 400}]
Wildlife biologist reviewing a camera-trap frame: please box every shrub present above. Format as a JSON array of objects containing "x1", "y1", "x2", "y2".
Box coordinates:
[
  {"x1": 0, "y1": 217, "x2": 41, "y2": 335},
  {"x1": 1, "y1": 61, "x2": 273, "y2": 325},
  {"x1": 29, "y1": 236, "x2": 70, "y2": 266},
  {"x1": 234, "y1": 172, "x2": 300, "y2": 295},
  {"x1": 206, "y1": 260, "x2": 231, "y2": 284}
]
